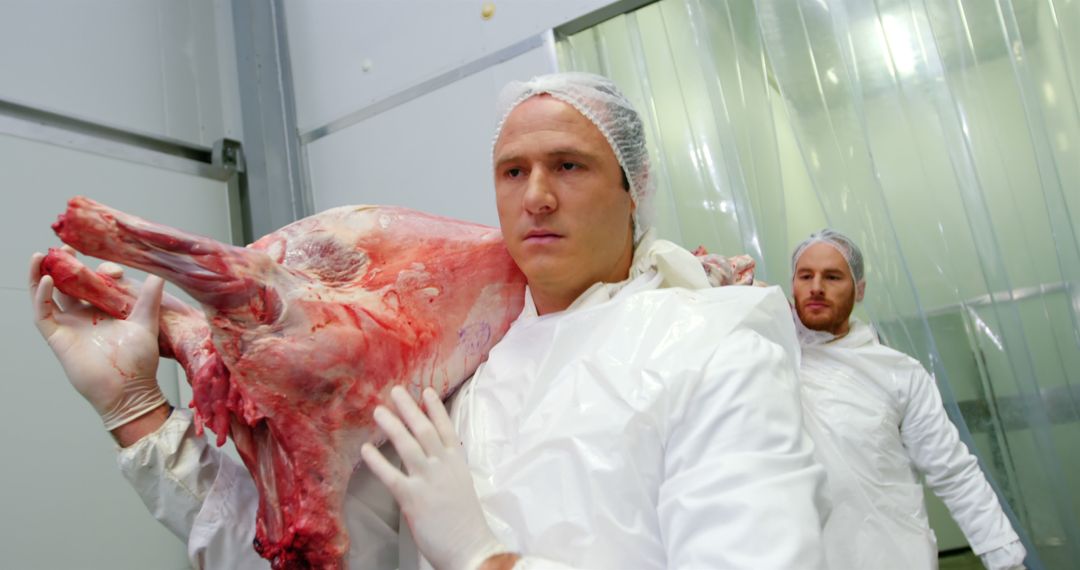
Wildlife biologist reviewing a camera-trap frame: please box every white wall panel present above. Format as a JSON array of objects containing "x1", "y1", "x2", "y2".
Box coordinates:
[
  {"x1": 285, "y1": 0, "x2": 615, "y2": 131},
  {"x1": 0, "y1": 290, "x2": 190, "y2": 570},
  {"x1": 306, "y1": 45, "x2": 554, "y2": 225},
  {"x1": 0, "y1": 133, "x2": 235, "y2": 569},
  {"x1": 0, "y1": 0, "x2": 242, "y2": 146},
  {"x1": 0, "y1": 135, "x2": 234, "y2": 291}
]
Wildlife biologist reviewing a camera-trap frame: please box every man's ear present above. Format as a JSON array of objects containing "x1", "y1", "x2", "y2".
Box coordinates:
[{"x1": 855, "y1": 280, "x2": 866, "y2": 303}]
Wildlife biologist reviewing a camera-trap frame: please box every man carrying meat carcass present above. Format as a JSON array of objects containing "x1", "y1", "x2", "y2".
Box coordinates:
[{"x1": 29, "y1": 72, "x2": 826, "y2": 569}]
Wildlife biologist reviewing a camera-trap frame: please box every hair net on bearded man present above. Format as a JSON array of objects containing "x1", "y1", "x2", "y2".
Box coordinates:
[{"x1": 791, "y1": 228, "x2": 865, "y2": 285}]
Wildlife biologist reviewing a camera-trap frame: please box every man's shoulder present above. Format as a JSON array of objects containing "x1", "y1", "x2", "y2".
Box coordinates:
[
  {"x1": 615, "y1": 284, "x2": 790, "y2": 329},
  {"x1": 862, "y1": 340, "x2": 928, "y2": 370},
  {"x1": 826, "y1": 340, "x2": 932, "y2": 384},
  {"x1": 612, "y1": 284, "x2": 799, "y2": 360},
  {"x1": 622, "y1": 282, "x2": 787, "y2": 311}
]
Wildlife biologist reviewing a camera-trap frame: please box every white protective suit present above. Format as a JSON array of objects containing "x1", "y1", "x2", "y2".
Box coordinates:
[
  {"x1": 799, "y1": 319, "x2": 1025, "y2": 570},
  {"x1": 117, "y1": 236, "x2": 827, "y2": 569}
]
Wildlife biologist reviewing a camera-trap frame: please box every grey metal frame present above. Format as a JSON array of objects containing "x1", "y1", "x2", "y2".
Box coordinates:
[{"x1": 230, "y1": 0, "x2": 312, "y2": 243}]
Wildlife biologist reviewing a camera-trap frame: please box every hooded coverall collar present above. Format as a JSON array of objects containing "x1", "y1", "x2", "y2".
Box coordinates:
[
  {"x1": 821, "y1": 319, "x2": 876, "y2": 350},
  {"x1": 516, "y1": 229, "x2": 710, "y2": 323}
]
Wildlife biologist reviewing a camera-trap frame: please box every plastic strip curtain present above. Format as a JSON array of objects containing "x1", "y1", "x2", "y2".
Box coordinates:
[
  {"x1": 556, "y1": 1, "x2": 789, "y2": 282},
  {"x1": 558, "y1": 0, "x2": 1080, "y2": 566}
]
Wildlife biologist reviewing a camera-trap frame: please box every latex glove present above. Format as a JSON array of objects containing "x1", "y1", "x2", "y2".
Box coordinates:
[
  {"x1": 979, "y1": 540, "x2": 1027, "y2": 570},
  {"x1": 362, "y1": 386, "x2": 510, "y2": 570},
  {"x1": 30, "y1": 251, "x2": 167, "y2": 430}
]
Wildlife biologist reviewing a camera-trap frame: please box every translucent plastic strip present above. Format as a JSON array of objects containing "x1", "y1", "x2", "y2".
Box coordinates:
[
  {"x1": 745, "y1": 6, "x2": 793, "y2": 285},
  {"x1": 921, "y1": 0, "x2": 1077, "y2": 561},
  {"x1": 683, "y1": 0, "x2": 764, "y2": 263},
  {"x1": 921, "y1": 0, "x2": 1066, "y2": 550},
  {"x1": 828, "y1": 0, "x2": 941, "y2": 363},
  {"x1": 650, "y1": 3, "x2": 733, "y2": 251},
  {"x1": 897, "y1": 0, "x2": 1035, "y2": 534},
  {"x1": 624, "y1": 10, "x2": 687, "y2": 245},
  {"x1": 721, "y1": 0, "x2": 792, "y2": 283},
  {"x1": 992, "y1": 0, "x2": 1080, "y2": 553},
  {"x1": 996, "y1": 0, "x2": 1080, "y2": 415},
  {"x1": 1046, "y1": 0, "x2": 1080, "y2": 131}
]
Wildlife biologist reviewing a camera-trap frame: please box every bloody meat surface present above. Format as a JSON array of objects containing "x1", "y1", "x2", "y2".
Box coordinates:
[{"x1": 43, "y1": 197, "x2": 527, "y2": 569}]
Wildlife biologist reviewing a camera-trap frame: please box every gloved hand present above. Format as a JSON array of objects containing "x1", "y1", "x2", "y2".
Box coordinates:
[
  {"x1": 979, "y1": 540, "x2": 1027, "y2": 570},
  {"x1": 30, "y1": 251, "x2": 167, "y2": 430},
  {"x1": 362, "y1": 386, "x2": 512, "y2": 570}
]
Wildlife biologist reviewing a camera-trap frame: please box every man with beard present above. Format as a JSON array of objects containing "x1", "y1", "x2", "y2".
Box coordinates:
[{"x1": 791, "y1": 229, "x2": 1027, "y2": 570}]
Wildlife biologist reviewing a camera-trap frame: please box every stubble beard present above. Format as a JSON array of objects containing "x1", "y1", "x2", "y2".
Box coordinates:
[{"x1": 796, "y1": 293, "x2": 855, "y2": 336}]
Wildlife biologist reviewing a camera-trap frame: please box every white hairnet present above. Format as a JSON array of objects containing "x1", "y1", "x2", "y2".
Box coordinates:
[
  {"x1": 492, "y1": 72, "x2": 653, "y2": 242},
  {"x1": 791, "y1": 228, "x2": 865, "y2": 284}
]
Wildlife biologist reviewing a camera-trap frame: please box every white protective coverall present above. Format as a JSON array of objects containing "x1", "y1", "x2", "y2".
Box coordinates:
[
  {"x1": 117, "y1": 236, "x2": 827, "y2": 569},
  {"x1": 799, "y1": 319, "x2": 1025, "y2": 570}
]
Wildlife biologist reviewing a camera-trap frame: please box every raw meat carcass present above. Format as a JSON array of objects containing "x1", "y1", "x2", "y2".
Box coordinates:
[
  {"x1": 42, "y1": 197, "x2": 528, "y2": 570},
  {"x1": 692, "y1": 245, "x2": 757, "y2": 286},
  {"x1": 41, "y1": 247, "x2": 227, "y2": 429}
]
